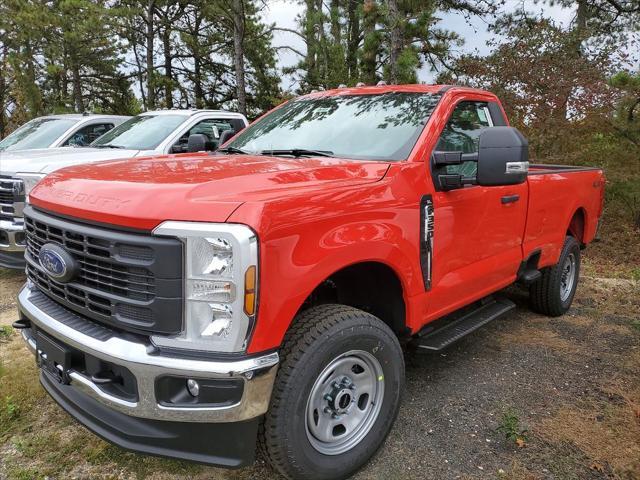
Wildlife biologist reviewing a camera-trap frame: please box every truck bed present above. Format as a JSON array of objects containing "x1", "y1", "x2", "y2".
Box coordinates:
[
  {"x1": 524, "y1": 164, "x2": 605, "y2": 268},
  {"x1": 529, "y1": 164, "x2": 602, "y2": 175}
]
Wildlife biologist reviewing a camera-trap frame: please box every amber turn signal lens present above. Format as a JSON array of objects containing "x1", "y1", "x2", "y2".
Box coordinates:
[{"x1": 244, "y1": 266, "x2": 257, "y2": 315}]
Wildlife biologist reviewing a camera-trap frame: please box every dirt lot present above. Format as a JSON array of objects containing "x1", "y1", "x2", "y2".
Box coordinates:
[{"x1": 1, "y1": 251, "x2": 639, "y2": 479}]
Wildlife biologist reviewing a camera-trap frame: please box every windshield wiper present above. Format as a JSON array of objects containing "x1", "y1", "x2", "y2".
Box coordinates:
[
  {"x1": 94, "y1": 144, "x2": 126, "y2": 149},
  {"x1": 260, "y1": 149, "x2": 334, "y2": 158},
  {"x1": 218, "y1": 146, "x2": 252, "y2": 155}
]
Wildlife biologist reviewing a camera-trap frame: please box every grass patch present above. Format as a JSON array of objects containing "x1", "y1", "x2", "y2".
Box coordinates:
[
  {"x1": 540, "y1": 387, "x2": 640, "y2": 479},
  {"x1": 497, "y1": 409, "x2": 528, "y2": 447},
  {"x1": 5, "y1": 466, "x2": 44, "y2": 480},
  {"x1": 0, "y1": 325, "x2": 13, "y2": 340},
  {"x1": 5, "y1": 395, "x2": 19, "y2": 419}
]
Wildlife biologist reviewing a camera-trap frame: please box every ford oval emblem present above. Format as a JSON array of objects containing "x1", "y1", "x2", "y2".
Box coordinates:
[{"x1": 38, "y1": 243, "x2": 78, "y2": 283}]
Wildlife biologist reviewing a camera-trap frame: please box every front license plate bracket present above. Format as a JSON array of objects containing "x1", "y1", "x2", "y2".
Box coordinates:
[{"x1": 36, "y1": 331, "x2": 72, "y2": 385}]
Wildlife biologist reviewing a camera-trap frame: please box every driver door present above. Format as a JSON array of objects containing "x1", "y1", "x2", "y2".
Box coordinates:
[{"x1": 426, "y1": 100, "x2": 528, "y2": 318}]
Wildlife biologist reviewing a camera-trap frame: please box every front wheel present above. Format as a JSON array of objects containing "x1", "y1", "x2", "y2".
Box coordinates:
[
  {"x1": 259, "y1": 304, "x2": 404, "y2": 480},
  {"x1": 529, "y1": 235, "x2": 581, "y2": 316}
]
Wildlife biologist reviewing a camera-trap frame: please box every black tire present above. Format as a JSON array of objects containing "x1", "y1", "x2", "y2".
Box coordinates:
[
  {"x1": 529, "y1": 235, "x2": 581, "y2": 317},
  {"x1": 259, "y1": 304, "x2": 404, "y2": 480}
]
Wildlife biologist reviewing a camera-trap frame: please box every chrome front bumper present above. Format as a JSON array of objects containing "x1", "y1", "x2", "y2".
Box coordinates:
[
  {"x1": 0, "y1": 217, "x2": 25, "y2": 252},
  {"x1": 18, "y1": 283, "x2": 279, "y2": 423}
]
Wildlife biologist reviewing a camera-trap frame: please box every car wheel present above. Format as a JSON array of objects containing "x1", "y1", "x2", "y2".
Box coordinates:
[
  {"x1": 529, "y1": 235, "x2": 581, "y2": 317},
  {"x1": 259, "y1": 304, "x2": 404, "y2": 480}
]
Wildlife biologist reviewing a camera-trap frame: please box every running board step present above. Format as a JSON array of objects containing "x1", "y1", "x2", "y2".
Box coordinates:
[{"x1": 416, "y1": 298, "x2": 515, "y2": 352}]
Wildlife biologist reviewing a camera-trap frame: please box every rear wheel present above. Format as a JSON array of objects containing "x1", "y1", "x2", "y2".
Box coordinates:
[
  {"x1": 529, "y1": 235, "x2": 581, "y2": 316},
  {"x1": 259, "y1": 304, "x2": 404, "y2": 480}
]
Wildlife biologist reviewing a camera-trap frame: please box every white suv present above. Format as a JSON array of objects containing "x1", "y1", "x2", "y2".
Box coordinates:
[
  {"x1": 0, "y1": 114, "x2": 130, "y2": 152},
  {"x1": 0, "y1": 109, "x2": 249, "y2": 268}
]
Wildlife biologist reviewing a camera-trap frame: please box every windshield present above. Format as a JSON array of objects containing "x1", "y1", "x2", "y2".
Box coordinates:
[
  {"x1": 91, "y1": 114, "x2": 186, "y2": 150},
  {"x1": 227, "y1": 92, "x2": 441, "y2": 161},
  {"x1": 0, "y1": 118, "x2": 77, "y2": 151}
]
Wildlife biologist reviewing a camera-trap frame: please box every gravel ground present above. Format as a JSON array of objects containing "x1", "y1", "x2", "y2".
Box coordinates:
[{"x1": 1, "y1": 267, "x2": 639, "y2": 480}]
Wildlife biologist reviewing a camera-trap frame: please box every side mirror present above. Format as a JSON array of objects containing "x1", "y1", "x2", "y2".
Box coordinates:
[
  {"x1": 187, "y1": 133, "x2": 211, "y2": 153},
  {"x1": 477, "y1": 127, "x2": 528, "y2": 186},
  {"x1": 217, "y1": 129, "x2": 236, "y2": 149}
]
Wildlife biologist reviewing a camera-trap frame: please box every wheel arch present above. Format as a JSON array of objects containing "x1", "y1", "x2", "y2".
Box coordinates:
[
  {"x1": 567, "y1": 207, "x2": 587, "y2": 245},
  {"x1": 293, "y1": 260, "x2": 409, "y2": 337}
]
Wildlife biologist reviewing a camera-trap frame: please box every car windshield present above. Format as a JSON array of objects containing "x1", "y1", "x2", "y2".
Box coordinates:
[
  {"x1": 226, "y1": 92, "x2": 441, "y2": 161},
  {"x1": 0, "y1": 117, "x2": 77, "y2": 151},
  {"x1": 91, "y1": 114, "x2": 186, "y2": 150}
]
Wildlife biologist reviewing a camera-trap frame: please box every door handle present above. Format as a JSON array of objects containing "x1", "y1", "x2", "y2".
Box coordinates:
[{"x1": 501, "y1": 194, "x2": 520, "y2": 204}]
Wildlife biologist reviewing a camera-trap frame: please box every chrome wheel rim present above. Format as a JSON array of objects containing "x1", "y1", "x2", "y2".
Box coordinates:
[
  {"x1": 305, "y1": 350, "x2": 384, "y2": 455},
  {"x1": 560, "y1": 252, "x2": 576, "y2": 302}
]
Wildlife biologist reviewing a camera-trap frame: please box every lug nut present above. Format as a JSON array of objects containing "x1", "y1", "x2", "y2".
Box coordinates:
[
  {"x1": 323, "y1": 407, "x2": 332, "y2": 413},
  {"x1": 324, "y1": 394, "x2": 333, "y2": 401}
]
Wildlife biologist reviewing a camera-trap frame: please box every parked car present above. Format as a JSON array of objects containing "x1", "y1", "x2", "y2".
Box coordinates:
[
  {"x1": 13, "y1": 85, "x2": 605, "y2": 480},
  {"x1": 0, "y1": 114, "x2": 129, "y2": 152},
  {"x1": 0, "y1": 109, "x2": 248, "y2": 268}
]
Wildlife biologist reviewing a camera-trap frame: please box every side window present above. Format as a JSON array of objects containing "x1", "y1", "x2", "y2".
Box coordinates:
[
  {"x1": 63, "y1": 123, "x2": 115, "y2": 146},
  {"x1": 172, "y1": 119, "x2": 235, "y2": 153},
  {"x1": 435, "y1": 101, "x2": 493, "y2": 177}
]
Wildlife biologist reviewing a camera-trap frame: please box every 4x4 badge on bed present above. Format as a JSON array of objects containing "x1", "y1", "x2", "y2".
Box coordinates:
[{"x1": 38, "y1": 243, "x2": 78, "y2": 283}]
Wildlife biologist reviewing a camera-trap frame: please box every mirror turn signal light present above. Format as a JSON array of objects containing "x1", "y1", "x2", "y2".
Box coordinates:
[{"x1": 244, "y1": 265, "x2": 257, "y2": 316}]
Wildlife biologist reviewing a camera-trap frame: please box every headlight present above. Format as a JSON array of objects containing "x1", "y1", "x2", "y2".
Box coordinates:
[
  {"x1": 152, "y1": 221, "x2": 258, "y2": 353},
  {"x1": 15, "y1": 173, "x2": 46, "y2": 199}
]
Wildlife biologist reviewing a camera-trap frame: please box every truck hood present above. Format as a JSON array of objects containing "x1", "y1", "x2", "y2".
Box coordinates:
[
  {"x1": 29, "y1": 153, "x2": 390, "y2": 230},
  {"x1": 0, "y1": 147, "x2": 141, "y2": 175}
]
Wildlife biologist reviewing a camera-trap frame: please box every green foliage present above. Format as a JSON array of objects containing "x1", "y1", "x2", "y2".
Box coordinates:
[
  {"x1": 0, "y1": 0, "x2": 281, "y2": 135},
  {"x1": 496, "y1": 409, "x2": 528, "y2": 445},
  {"x1": 0, "y1": 325, "x2": 13, "y2": 340},
  {"x1": 291, "y1": 0, "x2": 483, "y2": 92},
  {"x1": 5, "y1": 396, "x2": 19, "y2": 419},
  {"x1": 607, "y1": 180, "x2": 640, "y2": 229},
  {"x1": 609, "y1": 71, "x2": 640, "y2": 146},
  {"x1": 449, "y1": 13, "x2": 621, "y2": 160}
]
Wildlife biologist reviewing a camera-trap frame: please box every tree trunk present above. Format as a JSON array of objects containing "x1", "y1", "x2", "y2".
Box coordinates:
[
  {"x1": 132, "y1": 40, "x2": 147, "y2": 108},
  {"x1": 232, "y1": 0, "x2": 247, "y2": 116},
  {"x1": 71, "y1": 60, "x2": 83, "y2": 112},
  {"x1": 0, "y1": 47, "x2": 6, "y2": 138},
  {"x1": 330, "y1": 0, "x2": 341, "y2": 43},
  {"x1": 387, "y1": 0, "x2": 401, "y2": 84},
  {"x1": 162, "y1": 25, "x2": 173, "y2": 108},
  {"x1": 346, "y1": 0, "x2": 360, "y2": 82},
  {"x1": 361, "y1": 0, "x2": 378, "y2": 84},
  {"x1": 194, "y1": 57, "x2": 203, "y2": 109},
  {"x1": 304, "y1": 0, "x2": 318, "y2": 89},
  {"x1": 146, "y1": 0, "x2": 156, "y2": 109},
  {"x1": 192, "y1": 13, "x2": 204, "y2": 109},
  {"x1": 576, "y1": 0, "x2": 588, "y2": 32},
  {"x1": 387, "y1": 0, "x2": 402, "y2": 85}
]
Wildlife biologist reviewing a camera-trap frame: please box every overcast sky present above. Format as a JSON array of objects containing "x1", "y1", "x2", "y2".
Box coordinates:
[{"x1": 261, "y1": 0, "x2": 575, "y2": 90}]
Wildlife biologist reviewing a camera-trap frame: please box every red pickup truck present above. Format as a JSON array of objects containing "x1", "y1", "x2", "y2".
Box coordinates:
[{"x1": 14, "y1": 85, "x2": 604, "y2": 479}]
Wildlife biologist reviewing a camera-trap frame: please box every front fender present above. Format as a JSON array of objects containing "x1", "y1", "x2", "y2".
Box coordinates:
[{"x1": 228, "y1": 180, "x2": 424, "y2": 354}]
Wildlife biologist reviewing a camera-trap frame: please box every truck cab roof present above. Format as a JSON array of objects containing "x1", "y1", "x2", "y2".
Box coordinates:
[{"x1": 139, "y1": 109, "x2": 247, "y2": 117}]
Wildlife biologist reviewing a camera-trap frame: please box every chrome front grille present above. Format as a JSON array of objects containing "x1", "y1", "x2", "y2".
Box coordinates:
[
  {"x1": 23, "y1": 206, "x2": 184, "y2": 335},
  {"x1": 0, "y1": 177, "x2": 22, "y2": 218},
  {"x1": 25, "y1": 217, "x2": 155, "y2": 301}
]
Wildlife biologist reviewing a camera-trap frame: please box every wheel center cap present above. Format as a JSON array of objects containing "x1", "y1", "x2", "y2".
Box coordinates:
[
  {"x1": 327, "y1": 379, "x2": 355, "y2": 414},
  {"x1": 335, "y1": 390, "x2": 352, "y2": 412}
]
